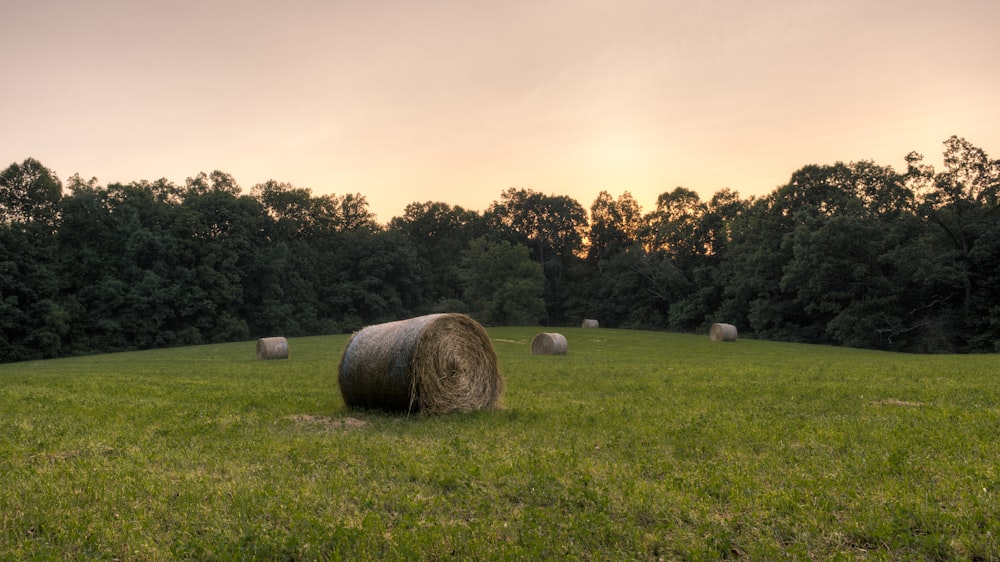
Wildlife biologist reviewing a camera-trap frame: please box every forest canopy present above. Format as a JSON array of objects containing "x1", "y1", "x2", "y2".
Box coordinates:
[{"x1": 1, "y1": 136, "x2": 997, "y2": 361}]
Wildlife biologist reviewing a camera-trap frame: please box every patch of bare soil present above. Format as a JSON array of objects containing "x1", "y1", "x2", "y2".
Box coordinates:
[
  {"x1": 28, "y1": 445, "x2": 117, "y2": 464},
  {"x1": 285, "y1": 414, "x2": 368, "y2": 430},
  {"x1": 871, "y1": 398, "x2": 923, "y2": 407}
]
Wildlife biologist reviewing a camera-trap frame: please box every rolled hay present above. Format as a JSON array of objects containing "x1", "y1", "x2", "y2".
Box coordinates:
[
  {"x1": 709, "y1": 323, "x2": 738, "y2": 342},
  {"x1": 531, "y1": 332, "x2": 568, "y2": 355},
  {"x1": 337, "y1": 313, "x2": 503, "y2": 415},
  {"x1": 256, "y1": 337, "x2": 289, "y2": 360},
  {"x1": 581, "y1": 319, "x2": 599, "y2": 328}
]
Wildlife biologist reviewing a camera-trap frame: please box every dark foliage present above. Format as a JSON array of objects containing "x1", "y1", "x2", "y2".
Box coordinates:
[{"x1": 0, "y1": 136, "x2": 997, "y2": 361}]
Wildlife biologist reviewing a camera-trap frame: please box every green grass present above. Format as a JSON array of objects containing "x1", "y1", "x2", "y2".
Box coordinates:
[{"x1": 1, "y1": 328, "x2": 998, "y2": 560}]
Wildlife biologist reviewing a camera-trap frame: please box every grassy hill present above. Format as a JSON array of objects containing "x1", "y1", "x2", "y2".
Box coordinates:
[{"x1": 1, "y1": 328, "x2": 997, "y2": 560}]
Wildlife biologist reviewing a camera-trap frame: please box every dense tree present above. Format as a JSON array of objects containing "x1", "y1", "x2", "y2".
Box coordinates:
[
  {"x1": 912, "y1": 136, "x2": 1000, "y2": 350},
  {"x1": 1, "y1": 136, "x2": 998, "y2": 361},
  {"x1": 484, "y1": 188, "x2": 588, "y2": 322},
  {"x1": 456, "y1": 237, "x2": 545, "y2": 326},
  {"x1": 185, "y1": 170, "x2": 241, "y2": 198},
  {"x1": 316, "y1": 229, "x2": 427, "y2": 329},
  {"x1": 0, "y1": 160, "x2": 63, "y2": 360},
  {"x1": 62, "y1": 179, "x2": 189, "y2": 349},
  {"x1": 583, "y1": 247, "x2": 668, "y2": 329},
  {"x1": 772, "y1": 163, "x2": 908, "y2": 347},
  {"x1": 644, "y1": 188, "x2": 708, "y2": 261},
  {"x1": 175, "y1": 188, "x2": 265, "y2": 342},
  {"x1": 388, "y1": 201, "x2": 486, "y2": 309},
  {"x1": 966, "y1": 219, "x2": 1000, "y2": 351},
  {"x1": 251, "y1": 180, "x2": 379, "y2": 241},
  {"x1": 702, "y1": 188, "x2": 746, "y2": 256},
  {"x1": 639, "y1": 188, "x2": 718, "y2": 330},
  {"x1": 781, "y1": 213, "x2": 897, "y2": 347},
  {"x1": 251, "y1": 180, "x2": 320, "y2": 240},
  {"x1": 662, "y1": 189, "x2": 749, "y2": 331},
  {"x1": 587, "y1": 190, "x2": 643, "y2": 266},
  {"x1": 0, "y1": 158, "x2": 62, "y2": 226},
  {"x1": 316, "y1": 192, "x2": 380, "y2": 234},
  {"x1": 485, "y1": 188, "x2": 587, "y2": 261},
  {"x1": 0, "y1": 224, "x2": 62, "y2": 359}
]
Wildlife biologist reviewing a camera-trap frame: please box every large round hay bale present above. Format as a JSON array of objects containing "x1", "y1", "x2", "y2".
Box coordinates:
[
  {"x1": 256, "y1": 337, "x2": 289, "y2": 360},
  {"x1": 531, "y1": 332, "x2": 568, "y2": 355},
  {"x1": 337, "y1": 313, "x2": 503, "y2": 415},
  {"x1": 709, "y1": 323, "x2": 738, "y2": 342},
  {"x1": 581, "y1": 319, "x2": 599, "y2": 328}
]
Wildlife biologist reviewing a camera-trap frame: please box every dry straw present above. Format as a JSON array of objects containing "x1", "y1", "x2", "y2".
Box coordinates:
[
  {"x1": 709, "y1": 323, "x2": 738, "y2": 342},
  {"x1": 256, "y1": 337, "x2": 289, "y2": 360},
  {"x1": 531, "y1": 332, "x2": 568, "y2": 355},
  {"x1": 581, "y1": 319, "x2": 599, "y2": 328},
  {"x1": 337, "y1": 313, "x2": 503, "y2": 415}
]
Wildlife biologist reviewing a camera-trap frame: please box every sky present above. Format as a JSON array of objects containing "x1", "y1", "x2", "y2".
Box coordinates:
[{"x1": 3, "y1": 0, "x2": 999, "y2": 222}]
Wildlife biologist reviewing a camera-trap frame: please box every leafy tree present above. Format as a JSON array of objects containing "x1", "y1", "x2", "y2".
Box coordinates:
[
  {"x1": 0, "y1": 160, "x2": 63, "y2": 359},
  {"x1": 966, "y1": 219, "x2": 1000, "y2": 350},
  {"x1": 314, "y1": 229, "x2": 427, "y2": 329},
  {"x1": 702, "y1": 188, "x2": 747, "y2": 256},
  {"x1": 485, "y1": 188, "x2": 588, "y2": 323},
  {"x1": 4, "y1": 142, "x2": 1000, "y2": 361},
  {"x1": 457, "y1": 237, "x2": 545, "y2": 326},
  {"x1": 313, "y1": 192, "x2": 380, "y2": 234},
  {"x1": 644, "y1": 187, "x2": 709, "y2": 263},
  {"x1": 717, "y1": 189, "x2": 805, "y2": 341},
  {"x1": 660, "y1": 189, "x2": 749, "y2": 331},
  {"x1": 252, "y1": 180, "x2": 318, "y2": 240},
  {"x1": 185, "y1": 170, "x2": 241, "y2": 198},
  {"x1": 587, "y1": 190, "x2": 643, "y2": 266},
  {"x1": 640, "y1": 187, "x2": 717, "y2": 330},
  {"x1": 719, "y1": 160, "x2": 937, "y2": 348},
  {"x1": 781, "y1": 214, "x2": 895, "y2": 347},
  {"x1": 584, "y1": 246, "x2": 668, "y2": 329},
  {"x1": 252, "y1": 180, "x2": 379, "y2": 240},
  {"x1": 0, "y1": 158, "x2": 62, "y2": 227},
  {"x1": 485, "y1": 188, "x2": 587, "y2": 263},
  {"x1": 245, "y1": 240, "x2": 320, "y2": 337},
  {"x1": 388, "y1": 201, "x2": 486, "y2": 308},
  {"x1": 913, "y1": 136, "x2": 1000, "y2": 350},
  {"x1": 71, "y1": 180, "x2": 187, "y2": 348},
  {"x1": 174, "y1": 188, "x2": 264, "y2": 342}
]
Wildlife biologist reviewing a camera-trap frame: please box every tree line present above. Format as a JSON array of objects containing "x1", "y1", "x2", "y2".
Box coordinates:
[{"x1": 1, "y1": 135, "x2": 997, "y2": 362}]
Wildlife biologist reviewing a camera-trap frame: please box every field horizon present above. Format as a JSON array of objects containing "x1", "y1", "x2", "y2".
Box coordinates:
[{"x1": 2, "y1": 327, "x2": 997, "y2": 560}]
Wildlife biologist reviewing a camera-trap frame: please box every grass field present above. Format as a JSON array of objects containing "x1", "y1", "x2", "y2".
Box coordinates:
[{"x1": 1, "y1": 327, "x2": 998, "y2": 560}]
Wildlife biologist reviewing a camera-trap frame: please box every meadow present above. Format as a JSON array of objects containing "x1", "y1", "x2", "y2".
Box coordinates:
[{"x1": 1, "y1": 327, "x2": 997, "y2": 560}]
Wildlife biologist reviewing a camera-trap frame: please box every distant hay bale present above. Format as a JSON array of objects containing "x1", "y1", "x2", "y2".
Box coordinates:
[
  {"x1": 256, "y1": 337, "x2": 289, "y2": 360},
  {"x1": 531, "y1": 332, "x2": 568, "y2": 355},
  {"x1": 337, "y1": 313, "x2": 503, "y2": 415},
  {"x1": 581, "y1": 319, "x2": 599, "y2": 328},
  {"x1": 709, "y1": 323, "x2": 738, "y2": 342}
]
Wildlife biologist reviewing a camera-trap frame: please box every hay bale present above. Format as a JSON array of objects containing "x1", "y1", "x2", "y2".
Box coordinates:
[
  {"x1": 709, "y1": 323, "x2": 738, "y2": 342},
  {"x1": 581, "y1": 319, "x2": 599, "y2": 328},
  {"x1": 337, "y1": 313, "x2": 503, "y2": 415},
  {"x1": 256, "y1": 337, "x2": 289, "y2": 359},
  {"x1": 531, "y1": 332, "x2": 568, "y2": 355}
]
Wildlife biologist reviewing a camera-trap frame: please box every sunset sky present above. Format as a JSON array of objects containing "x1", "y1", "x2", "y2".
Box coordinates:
[{"x1": 3, "y1": 0, "x2": 998, "y2": 222}]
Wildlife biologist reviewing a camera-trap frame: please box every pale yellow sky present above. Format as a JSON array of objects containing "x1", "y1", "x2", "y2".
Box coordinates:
[{"x1": 3, "y1": 0, "x2": 998, "y2": 222}]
